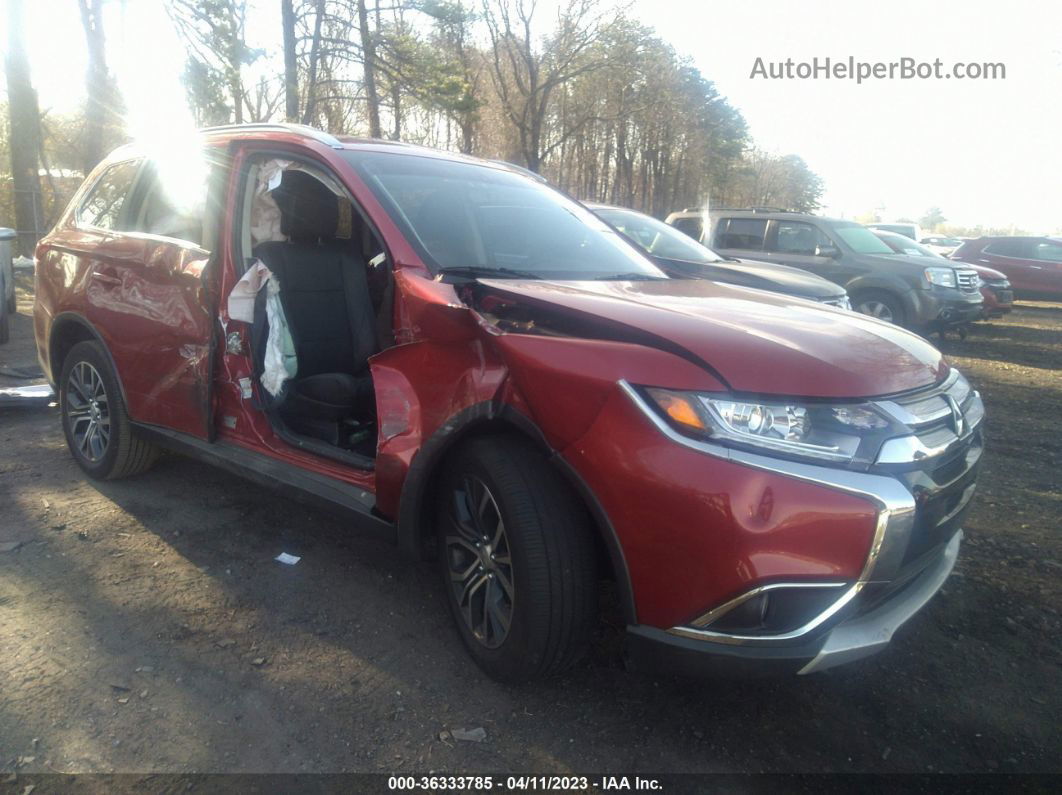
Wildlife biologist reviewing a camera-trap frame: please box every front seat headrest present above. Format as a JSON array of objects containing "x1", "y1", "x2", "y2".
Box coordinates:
[{"x1": 272, "y1": 170, "x2": 352, "y2": 242}]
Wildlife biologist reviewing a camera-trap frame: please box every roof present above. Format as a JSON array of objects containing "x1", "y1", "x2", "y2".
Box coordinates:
[{"x1": 197, "y1": 123, "x2": 510, "y2": 171}]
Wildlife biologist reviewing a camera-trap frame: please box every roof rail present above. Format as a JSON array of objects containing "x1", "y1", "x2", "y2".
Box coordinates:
[
  {"x1": 719, "y1": 206, "x2": 794, "y2": 213},
  {"x1": 199, "y1": 122, "x2": 344, "y2": 149},
  {"x1": 680, "y1": 206, "x2": 795, "y2": 214}
]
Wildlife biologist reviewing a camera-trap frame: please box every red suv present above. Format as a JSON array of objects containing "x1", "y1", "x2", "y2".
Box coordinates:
[
  {"x1": 951, "y1": 236, "x2": 1062, "y2": 301},
  {"x1": 33, "y1": 125, "x2": 984, "y2": 681}
]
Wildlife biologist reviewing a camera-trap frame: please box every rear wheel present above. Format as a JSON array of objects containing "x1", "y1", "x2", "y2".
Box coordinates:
[
  {"x1": 852, "y1": 290, "x2": 905, "y2": 326},
  {"x1": 437, "y1": 435, "x2": 598, "y2": 682},
  {"x1": 59, "y1": 340, "x2": 160, "y2": 479}
]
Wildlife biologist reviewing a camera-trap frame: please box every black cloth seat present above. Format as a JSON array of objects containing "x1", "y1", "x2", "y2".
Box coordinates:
[{"x1": 252, "y1": 170, "x2": 377, "y2": 423}]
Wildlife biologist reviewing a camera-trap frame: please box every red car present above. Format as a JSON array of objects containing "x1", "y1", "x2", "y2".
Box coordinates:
[
  {"x1": 33, "y1": 125, "x2": 983, "y2": 681},
  {"x1": 969, "y1": 264, "x2": 1014, "y2": 318},
  {"x1": 951, "y1": 236, "x2": 1062, "y2": 301}
]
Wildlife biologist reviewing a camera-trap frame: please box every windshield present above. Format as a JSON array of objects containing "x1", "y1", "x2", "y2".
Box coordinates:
[
  {"x1": 344, "y1": 152, "x2": 664, "y2": 280},
  {"x1": 876, "y1": 233, "x2": 945, "y2": 259},
  {"x1": 594, "y1": 207, "x2": 725, "y2": 264},
  {"x1": 834, "y1": 225, "x2": 896, "y2": 254}
]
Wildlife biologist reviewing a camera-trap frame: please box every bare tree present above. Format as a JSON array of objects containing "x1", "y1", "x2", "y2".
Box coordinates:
[
  {"x1": 282, "y1": 0, "x2": 300, "y2": 121},
  {"x1": 481, "y1": 0, "x2": 620, "y2": 172},
  {"x1": 5, "y1": 0, "x2": 45, "y2": 255},
  {"x1": 356, "y1": 0, "x2": 382, "y2": 137},
  {"x1": 77, "y1": 0, "x2": 111, "y2": 174},
  {"x1": 169, "y1": 0, "x2": 258, "y2": 124}
]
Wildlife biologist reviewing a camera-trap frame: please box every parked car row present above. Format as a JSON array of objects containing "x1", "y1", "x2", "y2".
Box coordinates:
[
  {"x1": 871, "y1": 230, "x2": 1013, "y2": 319},
  {"x1": 662, "y1": 208, "x2": 1062, "y2": 330},
  {"x1": 664, "y1": 208, "x2": 983, "y2": 332},
  {"x1": 950, "y1": 235, "x2": 1062, "y2": 301},
  {"x1": 31, "y1": 124, "x2": 983, "y2": 682}
]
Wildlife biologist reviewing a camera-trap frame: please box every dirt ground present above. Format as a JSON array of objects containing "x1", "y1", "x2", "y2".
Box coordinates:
[{"x1": 1, "y1": 270, "x2": 1059, "y2": 777}]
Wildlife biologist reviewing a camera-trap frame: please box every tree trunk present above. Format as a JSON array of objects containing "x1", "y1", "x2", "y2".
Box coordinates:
[
  {"x1": 77, "y1": 0, "x2": 108, "y2": 175},
  {"x1": 391, "y1": 81, "x2": 402, "y2": 140},
  {"x1": 301, "y1": 0, "x2": 325, "y2": 125},
  {"x1": 459, "y1": 118, "x2": 474, "y2": 154},
  {"x1": 281, "y1": 0, "x2": 299, "y2": 121},
  {"x1": 5, "y1": 0, "x2": 45, "y2": 257},
  {"x1": 356, "y1": 0, "x2": 382, "y2": 138}
]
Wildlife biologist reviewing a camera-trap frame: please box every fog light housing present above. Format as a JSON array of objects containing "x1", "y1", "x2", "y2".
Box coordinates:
[{"x1": 690, "y1": 584, "x2": 850, "y2": 637}]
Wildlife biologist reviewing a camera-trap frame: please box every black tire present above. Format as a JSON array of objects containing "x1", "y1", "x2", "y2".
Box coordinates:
[
  {"x1": 59, "y1": 340, "x2": 160, "y2": 479},
  {"x1": 436, "y1": 435, "x2": 598, "y2": 682},
  {"x1": 852, "y1": 290, "x2": 906, "y2": 326}
]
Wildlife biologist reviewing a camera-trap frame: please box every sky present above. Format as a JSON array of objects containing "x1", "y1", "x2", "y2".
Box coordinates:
[
  {"x1": 634, "y1": 0, "x2": 1062, "y2": 232},
  {"x1": 8, "y1": 0, "x2": 1062, "y2": 232}
]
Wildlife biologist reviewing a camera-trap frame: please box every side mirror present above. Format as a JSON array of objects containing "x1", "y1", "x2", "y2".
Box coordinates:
[{"x1": 816, "y1": 245, "x2": 840, "y2": 258}]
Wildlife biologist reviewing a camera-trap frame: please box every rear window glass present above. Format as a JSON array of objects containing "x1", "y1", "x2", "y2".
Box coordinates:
[
  {"x1": 78, "y1": 160, "x2": 140, "y2": 230},
  {"x1": 984, "y1": 239, "x2": 1030, "y2": 258},
  {"x1": 714, "y1": 218, "x2": 767, "y2": 250},
  {"x1": 1030, "y1": 241, "x2": 1062, "y2": 262},
  {"x1": 670, "y1": 216, "x2": 703, "y2": 240}
]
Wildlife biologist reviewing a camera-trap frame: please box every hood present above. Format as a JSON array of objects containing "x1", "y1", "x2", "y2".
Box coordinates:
[
  {"x1": 479, "y1": 278, "x2": 947, "y2": 399},
  {"x1": 655, "y1": 255, "x2": 844, "y2": 299},
  {"x1": 964, "y1": 262, "x2": 1007, "y2": 280}
]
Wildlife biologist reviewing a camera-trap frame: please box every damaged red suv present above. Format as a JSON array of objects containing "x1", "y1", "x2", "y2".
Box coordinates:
[{"x1": 33, "y1": 125, "x2": 983, "y2": 682}]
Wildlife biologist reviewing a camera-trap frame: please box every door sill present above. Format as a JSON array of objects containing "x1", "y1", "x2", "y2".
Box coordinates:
[
  {"x1": 266, "y1": 409, "x2": 376, "y2": 471},
  {"x1": 131, "y1": 422, "x2": 394, "y2": 539}
]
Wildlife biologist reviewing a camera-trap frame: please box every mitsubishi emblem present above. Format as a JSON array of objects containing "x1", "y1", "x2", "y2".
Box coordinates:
[{"x1": 945, "y1": 395, "x2": 965, "y2": 436}]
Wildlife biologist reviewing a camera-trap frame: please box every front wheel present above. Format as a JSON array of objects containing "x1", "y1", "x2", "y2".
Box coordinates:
[
  {"x1": 852, "y1": 290, "x2": 905, "y2": 326},
  {"x1": 437, "y1": 435, "x2": 598, "y2": 682}
]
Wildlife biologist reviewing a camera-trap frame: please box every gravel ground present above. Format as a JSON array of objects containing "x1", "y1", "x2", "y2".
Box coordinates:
[{"x1": 1, "y1": 272, "x2": 1059, "y2": 777}]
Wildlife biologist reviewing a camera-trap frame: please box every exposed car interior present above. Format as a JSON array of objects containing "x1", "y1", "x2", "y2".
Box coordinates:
[{"x1": 240, "y1": 159, "x2": 393, "y2": 460}]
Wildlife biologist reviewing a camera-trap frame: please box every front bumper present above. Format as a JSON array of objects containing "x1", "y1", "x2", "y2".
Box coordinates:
[
  {"x1": 607, "y1": 373, "x2": 981, "y2": 677},
  {"x1": 910, "y1": 287, "x2": 983, "y2": 328},
  {"x1": 980, "y1": 285, "x2": 1014, "y2": 318},
  {"x1": 932, "y1": 299, "x2": 984, "y2": 328},
  {"x1": 626, "y1": 529, "x2": 961, "y2": 676}
]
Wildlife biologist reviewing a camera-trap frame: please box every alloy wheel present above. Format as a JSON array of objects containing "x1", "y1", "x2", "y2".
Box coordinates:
[
  {"x1": 444, "y1": 475, "x2": 515, "y2": 649},
  {"x1": 857, "y1": 300, "x2": 895, "y2": 323},
  {"x1": 65, "y1": 361, "x2": 111, "y2": 462}
]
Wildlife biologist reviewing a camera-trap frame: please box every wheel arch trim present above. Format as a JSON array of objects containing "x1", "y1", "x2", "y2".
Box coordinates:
[
  {"x1": 48, "y1": 312, "x2": 130, "y2": 406},
  {"x1": 395, "y1": 400, "x2": 638, "y2": 625}
]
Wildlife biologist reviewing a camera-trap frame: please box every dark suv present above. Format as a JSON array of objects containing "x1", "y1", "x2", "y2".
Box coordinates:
[
  {"x1": 33, "y1": 125, "x2": 983, "y2": 682},
  {"x1": 666, "y1": 210, "x2": 983, "y2": 331}
]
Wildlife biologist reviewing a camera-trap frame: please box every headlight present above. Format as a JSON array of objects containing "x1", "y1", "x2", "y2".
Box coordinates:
[
  {"x1": 924, "y1": 267, "x2": 957, "y2": 288},
  {"x1": 643, "y1": 387, "x2": 891, "y2": 464}
]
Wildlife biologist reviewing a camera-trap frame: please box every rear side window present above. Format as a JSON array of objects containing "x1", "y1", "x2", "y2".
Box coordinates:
[
  {"x1": 715, "y1": 218, "x2": 767, "y2": 250},
  {"x1": 1029, "y1": 241, "x2": 1062, "y2": 262},
  {"x1": 984, "y1": 239, "x2": 1032, "y2": 258},
  {"x1": 670, "y1": 216, "x2": 703, "y2": 240},
  {"x1": 77, "y1": 160, "x2": 140, "y2": 230},
  {"x1": 123, "y1": 149, "x2": 230, "y2": 251}
]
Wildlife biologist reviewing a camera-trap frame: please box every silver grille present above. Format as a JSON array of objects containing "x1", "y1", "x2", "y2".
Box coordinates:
[
  {"x1": 874, "y1": 371, "x2": 983, "y2": 463},
  {"x1": 956, "y1": 269, "x2": 980, "y2": 293}
]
